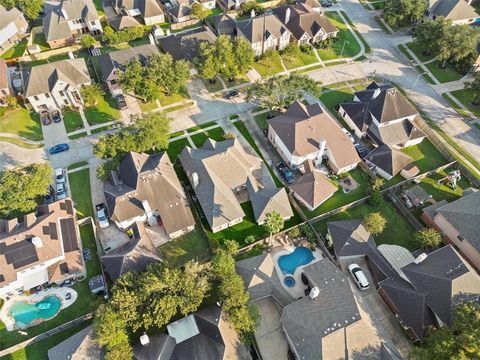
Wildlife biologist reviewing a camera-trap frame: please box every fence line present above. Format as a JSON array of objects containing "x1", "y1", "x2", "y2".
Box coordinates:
[{"x1": 385, "y1": 190, "x2": 424, "y2": 231}]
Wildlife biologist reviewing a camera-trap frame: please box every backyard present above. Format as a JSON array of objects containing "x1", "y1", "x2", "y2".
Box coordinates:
[
  {"x1": 0, "y1": 40, "x2": 27, "y2": 59},
  {"x1": 159, "y1": 228, "x2": 211, "y2": 267},
  {"x1": 68, "y1": 168, "x2": 94, "y2": 219},
  {"x1": 0, "y1": 108, "x2": 42, "y2": 141}
]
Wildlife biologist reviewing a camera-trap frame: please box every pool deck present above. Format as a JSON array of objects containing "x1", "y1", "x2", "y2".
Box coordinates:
[
  {"x1": 0, "y1": 287, "x2": 77, "y2": 331},
  {"x1": 271, "y1": 246, "x2": 324, "y2": 299}
]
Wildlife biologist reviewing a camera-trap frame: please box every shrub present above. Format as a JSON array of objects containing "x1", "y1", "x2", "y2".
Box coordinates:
[
  {"x1": 223, "y1": 132, "x2": 235, "y2": 139},
  {"x1": 368, "y1": 190, "x2": 384, "y2": 207},
  {"x1": 288, "y1": 226, "x2": 301, "y2": 239},
  {"x1": 300, "y1": 43, "x2": 313, "y2": 53},
  {"x1": 244, "y1": 235, "x2": 256, "y2": 245},
  {"x1": 363, "y1": 212, "x2": 387, "y2": 235},
  {"x1": 413, "y1": 228, "x2": 442, "y2": 249}
]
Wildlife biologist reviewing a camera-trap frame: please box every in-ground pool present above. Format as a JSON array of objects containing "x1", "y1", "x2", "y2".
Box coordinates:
[
  {"x1": 278, "y1": 246, "x2": 315, "y2": 275},
  {"x1": 8, "y1": 295, "x2": 62, "y2": 328}
]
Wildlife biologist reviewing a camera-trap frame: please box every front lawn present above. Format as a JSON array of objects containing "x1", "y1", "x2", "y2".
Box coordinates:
[
  {"x1": 282, "y1": 49, "x2": 319, "y2": 70},
  {"x1": 159, "y1": 87, "x2": 190, "y2": 107},
  {"x1": 406, "y1": 42, "x2": 433, "y2": 63},
  {"x1": 63, "y1": 110, "x2": 84, "y2": 133},
  {"x1": 68, "y1": 168, "x2": 94, "y2": 219},
  {"x1": 167, "y1": 138, "x2": 190, "y2": 161},
  {"x1": 425, "y1": 61, "x2": 464, "y2": 83},
  {"x1": 253, "y1": 51, "x2": 284, "y2": 77},
  {"x1": 313, "y1": 198, "x2": 418, "y2": 251},
  {"x1": 0, "y1": 40, "x2": 27, "y2": 59},
  {"x1": 449, "y1": 88, "x2": 480, "y2": 118},
  {"x1": 201, "y1": 78, "x2": 224, "y2": 92},
  {"x1": 84, "y1": 94, "x2": 120, "y2": 125},
  {"x1": 0, "y1": 108, "x2": 42, "y2": 141},
  {"x1": 159, "y1": 228, "x2": 211, "y2": 267},
  {"x1": 139, "y1": 100, "x2": 158, "y2": 113},
  {"x1": 191, "y1": 127, "x2": 225, "y2": 147}
]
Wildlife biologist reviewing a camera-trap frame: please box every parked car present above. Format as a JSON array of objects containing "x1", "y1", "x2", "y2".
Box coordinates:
[
  {"x1": 40, "y1": 111, "x2": 51, "y2": 125},
  {"x1": 354, "y1": 143, "x2": 368, "y2": 158},
  {"x1": 277, "y1": 162, "x2": 295, "y2": 184},
  {"x1": 225, "y1": 90, "x2": 241, "y2": 99},
  {"x1": 51, "y1": 110, "x2": 62, "y2": 123},
  {"x1": 115, "y1": 94, "x2": 128, "y2": 110},
  {"x1": 49, "y1": 143, "x2": 69, "y2": 155},
  {"x1": 347, "y1": 263, "x2": 370, "y2": 290},
  {"x1": 43, "y1": 193, "x2": 55, "y2": 204},
  {"x1": 55, "y1": 168, "x2": 66, "y2": 184},
  {"x1": 321, "y1": 0, "x2": 333, "y2": 6},
  {"x1": 95, "y1": 203, "x2": 110, "y2": 229},
  {"x1": 56, "y1": 183, "x2": 67, "y2": 200}
]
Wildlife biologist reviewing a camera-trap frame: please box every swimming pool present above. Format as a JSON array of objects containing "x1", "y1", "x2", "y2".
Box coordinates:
[
  {"x1": 278, "y1": 247, "x2": 315, "y2": 275},
  {"x1": 8, "y1": 295, "x2": 62, "y2": 328}
]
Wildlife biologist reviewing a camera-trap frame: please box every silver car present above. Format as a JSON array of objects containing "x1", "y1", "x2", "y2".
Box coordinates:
[{"x1": 56, "y1": 183, "x2": 67, "y2": 200}]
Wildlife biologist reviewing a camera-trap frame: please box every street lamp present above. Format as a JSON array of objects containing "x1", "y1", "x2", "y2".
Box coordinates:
[
  {"x1": 340, "y1": 40, "x2": 349, "y2": 57},
  {"x1": 411, "y1": 72, "x2": 427, "y2": 90}
]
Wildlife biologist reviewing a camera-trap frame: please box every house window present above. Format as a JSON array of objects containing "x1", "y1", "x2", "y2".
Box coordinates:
[
  {"x1": 45, "y1": 93, "x2": 50, "y2": 98},
  {"x1": 64, "y1": 99, "x2": 69, "y2": 105},
  {"x1": 59, "y1": 90, "x2": 64, "y2": 96},
  {"x1": 457, "y1": 235, "x2": 464, "y2": 241},
  {"x1": 33, "y1": 95, "x2": 39, "y2": 101},
  {"x1": 90, "y1": 21, "x2": 96, "y2": 26}
]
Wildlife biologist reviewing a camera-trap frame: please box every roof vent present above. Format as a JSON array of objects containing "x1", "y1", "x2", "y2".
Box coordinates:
[
  {"x1": 372, "y1": 88, "x2": 381, "y2": 99},
  {"x1": 140, "y1": 334, "x2": 149, "y2": 346},
  {"x1": 309, "y1": 286, "x2": 320, "y2": 299},
  {"x1": 192, "y1": 172, "x2": 199, "y2": 188},
  {"x1": 30, "y1": 236, "x2": 43, "y2": 248},
  {"x1": 414, "y1": 253, "x2": 427, "y2": 264}
]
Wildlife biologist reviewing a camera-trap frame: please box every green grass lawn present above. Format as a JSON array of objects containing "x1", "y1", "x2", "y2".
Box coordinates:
[
  {"x1": 442, "y1": 93, "x2": 473, "y2": 119},
  {"x1": 186, "y1": 121, "x2": 218, "y2": 132},
  {"x1": 425, "y1": 61, "x2": 464, "y2": 84},
  {"x1": 201, "y1": 78, "x2": 224, "y2": 92},
  {"x1": 92, "y1": 0, "x2": 104, "y2": 16},
  {"x1": 253, "y1": 51, "x2": 284, "y2": 77},
  {"x1": 63, "y1": 110, "x2": 84, "y2": 133},
  {"x1": 449, "y1": 89, "x2": 480, "y2": 118},
  {"x1": 406, "y1": 42, "x2": 433, "y2": 63},
  {"x1": 0, "y1": 136, "x2": 42, "y2": 149},
  {"x1": 138, "y1": 100, "x2": 158, "y2": 113},
  {"x1": 254, "y1": 113, "x2": 268, "y2": 131},
  {"x1": 418, "y1": 170, "x2": 471, "y2": 203},
  {"x1": 159, "y1": 228, "x2": 211, "y2": 267},
  {"x1": 159, "y1": 87, "x2": 190, "y2": 107},
  {"x1": 191, "y1": 127, "x2": 225, "y2": 147},
  {"x1": 33, "y1": 32, "x2": 50, "y2": 52},
  {"x1": 68, "y1": 168, "x2": 94, "y2": 219},
  {"x1": 167, "y1": 138, "x2": 190, "y2": 161},
  {"x1": 0, "y1": 40, "x2": 27, "y2": 59},
  {"x1": 313, "y1": 198, "x2": 418, "y2": 250},
  {"x1": 317, "y1": 12, "x2": 361, "y2": 60},
  {"x1": 223, "y1": 75, "x2": 249, "y2": 88},
  {"x1": 0, "y1": 109, "x2": 42, "y2": 141},
  {"x1": 318, "y1": 86, "x2": 360, "y2": 129},
  {"x1": 282, "y1": 49, "x2": 319, "y2": 70},
  {"x1": 84, "y1": 94, "x2": 120, "y2": 126},
  {"x1": 68, "y1": 161, "x2": 88, "y2": 170},
  {"x1": 301, "y1": 168, "x2": 370, "y2": 219},
  {"x1": 401, "y1": 138, "x2": 447, "y2": 173}
]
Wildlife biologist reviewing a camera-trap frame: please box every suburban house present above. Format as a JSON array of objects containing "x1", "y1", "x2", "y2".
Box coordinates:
[
  {"x1": 179, "y1": 138, "x2": 293, "y2": 232},
  {"x1": 421, "y1": 188, "x2": 480, "y2": 271},
  {"x1": 158, "y1": 26, "x2": 217, "y2": 62},
  {"x1": 236, "y1": 254, "x2": 401, "y2": 359},
  {"x1": 110, "y1": 0, "x2": 165, "y2": 30},
  {"x1": 43, "y1": 0, "x2": 103, "y2": 49},
  {"x1": 328, "y1": 219, "x2": 480, "y2": 342},
  {"x1": 24, "y1": 58, "x2": 91, "y2": 112},
  {"x1": 364, "y1": 144, "x2": 414, "y2": 180},
  {"x1": 133, "y1": 304, "x2": 250, "y2": 359},
  {"x1": 0, "y1": 5, "x2": 29, "y2": 55},
  {"x1": 101, "y1": 222, "x2": 162, "y2": 281},
  {"x1": 0, "y1": 59, "x2": 10, "y2": 106},
  {"x1": 268, "y1": 101, "x2": 360, "y2": 174},
  {"x1": 166, "y1": 0, "x2": 192, "y2": 23},
  {"x1": 213, "y1": 13, "x2": 237, "y2": 35},
  {"x1": 237, "y1": 14, "x2": 291, "y2": 56},
  {"x1": 0, "y1": 199, "x2": 85, "y2": 298},
  {"x1": 217, "y1": 0, "x2": 246, "y2": 11},
  {"x1": 272, "y1": 3, "x2": 338, "y2": 45},
  {"x1": 424, "y1": 0, "x2": 480, "y2": 25},
  {"x1": 48, "y1": 325, "x2": 104, "y2": 360},
  {"x1": 97, "y1": 44, "x2": 160, "y2": 95},
  {"x1": 290, "y1": 160, "x2": 338, "y2": 210},
  {"x1": 104, "y1": 151, "x2": 195, "y2": 239}
]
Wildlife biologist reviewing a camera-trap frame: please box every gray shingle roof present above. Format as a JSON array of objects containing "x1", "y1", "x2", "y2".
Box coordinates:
[
  {"x1": 114, "y1": 0, "x2": 164, "y2": 18},
  {"x1": 429, "y1": 0, "x2": 479, "y2": 21},
  {"x1": 364, "y1": 144, "x2": 413, "y2": 177},
  {"x1": 0, "y1": 5, "x2": 23, "y2": 29},
  {"x1": 109, "y1": 14, "x2": 141, "y2": 31},
  {"x1": 237, "y1": 14, "x2": 290, "y2": 43},
  {"x1": 48, "y1": 325, "x2": 104, "y2": 360}
]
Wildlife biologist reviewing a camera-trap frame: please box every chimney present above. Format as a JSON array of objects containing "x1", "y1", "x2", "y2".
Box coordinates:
[
  {"x1": 24, "y1": 213, "x2": 36, "y2": 228},
  {"x1": 285, "y1": 7, "x2": 291, "y2": 24},
  {"x1": 250, "y1": 9, "x2": 255, "y2": 18},
  {"x1": 30, "y1": 236, "x2": 43, "y2": 248},
  {"x1": 372, "y1": 88, "x2": 381, "y2": 99},
  {"x1": 192, "y1": 172, "x2": 199, "y2": 188},
  {"x1": 414, "y1": 253, "x2": 427, "y2": 264},
  {"x1": 140, "y1": 334, "x2": 150, "y2": 346},
  {"x1": 6, "y1": 218, "x2": 18, "y2": 233},
  {"x1": 309, "y1": 286, "x2": 320, "y2": 299}
]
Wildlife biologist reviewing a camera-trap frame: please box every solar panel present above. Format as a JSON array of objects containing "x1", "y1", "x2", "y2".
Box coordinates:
[
  {"x1": 49, "y1": 222, "x2": 58, "y2": 240},
  {"x1": 4, "y1": 240, "x2": 39, "y2": 269},
  {"x1": 60, "y1": 218, "x2": 79, "y2": 252}
]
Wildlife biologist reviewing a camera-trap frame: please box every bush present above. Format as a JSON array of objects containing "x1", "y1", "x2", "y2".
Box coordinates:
[
  {"x1": 413, "y1": 228, "x2": 442, "y2": 249},
  {"x1": 223, "y1": 132, "x2": 235, "y2": 139},
  {"x1": 244, "y1": 235, "x2": 256, "y2": 244},
  {"x1": 300, "y1": 43, "x2": 313, "y2": 53},
  {"x1": 5, "y1": 95, "x2": 19, "y2": 110},
  {"x1": 363, "y1": 212, "x2": 387, "y2": 235},
  {"x1": 288, "y1": 226, "x2": 301, "y2": 239},
  {"x1": 239, "y1": 1, "x2": 263, "y2": 16},
  {"x1": 368, "y1": 190, "x2": 384, "y2": 207},
  {"x1": 300, "y1": 224, "x2": 316, "y2": 243}
]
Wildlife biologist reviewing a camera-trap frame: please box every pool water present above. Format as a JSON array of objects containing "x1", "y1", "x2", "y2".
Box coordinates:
[
  {"x1": 284, "y1": 275, "x2": 296, "y2": 288},
  {"x1": 278, "y1": 247, "x2": 314, "y2": 275},
  {"x1": 8, "y1": 295, "x2": 62, "y2": 328}
]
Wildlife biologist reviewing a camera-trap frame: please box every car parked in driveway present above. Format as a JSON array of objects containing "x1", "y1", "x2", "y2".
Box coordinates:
[
  {"x1": 96, "y1": 203, "x2": 110, "y2": 229},
  {"x1": 348, "y1": 263, "x2": 370, "y2": 290},
  {"x1": 51, "y1": 110, "x2": 62, "y2": 123},
  {"x1": 55, "y1": 168, "x2": 66, "y2": 184},
  {"x1": 56, "y1": 183, "x2": 67, "y2": 200},
  {"x1": 49, "y1": 143, "x2": 69, "y2": 155},
  {"x1": 277, "y1": 162, "x2": 295, "y2": 184},
  {"x1": 225, "y1": 90, "x2": 241, "y2": 99},
  {"x1": 40, "y1": 111, "x2": 51, "y2": 125},
  {"x1": 115, "y1": 94, "x2": 128, "y2": 110}
]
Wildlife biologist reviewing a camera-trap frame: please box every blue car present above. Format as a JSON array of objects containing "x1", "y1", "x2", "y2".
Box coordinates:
[
  {"x1": 49, "y1": 143, "x2": 69, "y2": 155},
  {"x1": 277, "y1": 162, "x2": 295, "y2": 184}
]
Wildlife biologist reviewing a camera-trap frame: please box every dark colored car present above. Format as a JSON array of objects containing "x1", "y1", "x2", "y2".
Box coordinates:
[
  {"x1": 277, "y1": 162, "x2": 295, "y2": 184},
  {"x1": 40, "y1": 111, "x2": 52, "y2": 125},
  {"x1": 225, "y1": 90, "x2": 241, "y2": 99},
  {"x1": 43, "y1": 194, "x2": 55, "y2": 204},
  {"x1": 354, "y1": 143, "x2": 368, "y2": 158},
  {"x1": 115, "y1": 94, "x2": 128, "y2": 110},
  {"x1": 49, "y1": 143, "x2": 69, "y2": 155},
  {"x1": 321, "y1": 0, "x2": 333, "y2": 6},
  {"x1": 51, "y1": 110, "x2": 62, "y2": 123}
]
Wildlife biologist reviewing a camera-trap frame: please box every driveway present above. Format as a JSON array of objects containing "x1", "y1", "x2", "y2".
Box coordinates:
[{"x1": 42, "y1": 121, "x2": 69, "y2": 149}]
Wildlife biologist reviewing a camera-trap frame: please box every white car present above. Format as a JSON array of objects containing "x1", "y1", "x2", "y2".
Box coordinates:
[
  {"x1": 96, "y1": 204, "x2": 110, "y2": 229},
  {"x1": 56, "y1": 183, "x2": 67, "y2": 200},
  {"x1": 55, "y1": 168, "x2": 66, "y2": 184},
  {"x1": 347, "y1": 263, "x2": 370, "y2": 290}
]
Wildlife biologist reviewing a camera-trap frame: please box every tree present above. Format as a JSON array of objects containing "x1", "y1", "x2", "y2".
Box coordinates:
[
  {"x1": 281, "y1": 43, "x2": 301, "y2": 62},
  {"x1": 370, "y1": 178, "x2": 385, "y2": 192},
  {"x1": 190, "y1": 2, "x2": 207, "y2": 21},
  {"x1": 367, "y1": 189, "x2": 384, "y2": 207},
  {"x1": 239, "y1": 0, "x2": 263, "y2": 16},
  {"x1": 118, "y1": 59, "x2": 143, "y2": 95},
  {"x1": 103, "y1": 25, "x2": 144, "y2": 45},
  {"x1": 94, "y1": 304, "x2": 132, "y2": 358},
  {"x1": 148, "y1": 53, "x2": 190, "y2": 96},
  {"x1": 196, "y1": 42, "x2": 219, "y2": 81},
  {"x1": 264, "y1": 211, "x2": 284, "y2": 245},
  {"x1": 244, "y1": 235, "x2": 256, "y2": 244},
  {"x1": 234, "y1": 37, "x2": 254, "y2": 75},
  {"x1": 288, "y1": 226, "x2": 301, "y2": 239},
  {"x1": 0, "y1": 0, "x2": 16, "y2": 9},
  {"x1": 17, "y1": 0, "x2": 43, "y2": 19},
  {"x1": 465, "y1": 73, "x2": 480, "y2": 106},
  {"x1": 246, "y1": 73, "x2": 321, "y2": 117},
  {"x1": 383, "y1": 0, "x2": 427, "y2": 27},
  {"x1": 80, "y1": 84, "x2": 104, "y2": 107},
  {"x1": 216, "y1": 35, "x2": 238, "y2": 80},
  {"x1": 80, "y1": 34, "x2": 96, "y2": 49},
  {"x1": 412, "y1": 302, "x2": 480, "y2": 360},
  {"x1": 414, "y1": 17, "x2": 451, "y2": 57},
  {"x1": 223, "y1": 239, "x2": 240, "y2": 254},
  {"x1": 413, "y1": 228, "x2": 442, "y2": 249},
  {"x1": 363, "y1": 212, "x2": 387, "y2": 236},
  {"x1": 0, "y1": 164, "x2": 52, "y2": 218}
]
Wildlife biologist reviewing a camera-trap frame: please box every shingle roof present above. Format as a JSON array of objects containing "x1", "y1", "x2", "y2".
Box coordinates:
[
  {"x1": 24, "y1": 58, "x2": 90, "y2": 97},
  {"x1": 0, "y1": 5, "x2": 23, "y2": 29},
  {"x1": 109, "y1": 14, "x2": 141, "y2": 31},
  {"x1": 429, "y1": 0, "x2": 479, "y2": 21},
  {"x1": 237, "y1": 14, "x2": 290, "y2": 43},
  {"x1": 246, "y1": 178, "x2": 293, "y2": 223},
  {"x1": 364, "y1": 144, "x2": 413, "y2": 177},
  {"x1": 114, "y1": 0, "x2": 164, "y2": 18},
  {"x1": 268, "y1": 101, "x2": 360, "y2": 168},
  {"x1": 213, "y1": 13, "x2": 236, "y2": 34},
  {"x1": 48, "y1": 325, "x2": 104, "y2": 360},
  {"x1": 0, "y1": 59, "x2": 8, "y2": 90}
]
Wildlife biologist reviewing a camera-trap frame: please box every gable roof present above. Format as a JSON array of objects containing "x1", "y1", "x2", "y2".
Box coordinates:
[
  {"x1": 0, "y1": 59, "x2": 8, "y2": 90},
  {"x1": 109, "y1": 14, "x2": 141, "y2": 31},
  {"x1": 104, "y1": 151, "x2": 195, "y2": 237},
  {"x1": 366, "y1": 116, "x2": 425, "y2": 147},
  {"x1": 114, "y1": 0, "x2": 164, "y2": 18},
  {"x1": 213, "y1": 13, "x2": 236, "y2": 34},
  {"x1": 364, "y1": 144, "x2": 413, "y2": 177},
  {"x1": 0, "y1": 5, "x2": 24, "y2": 29},
  {"x1": 246, "y1": 178, "x2": 293, "y2": 223},
  {"x1": 24, "y1": 58, "x2": 90, "y2": 97},
  {"x1": 48, "y1": 325, "x2": 104, "y2": 360},
  {"x1": 268, "y1": 101, "x2": 360, "y2": 168},
  {"x1": 429, "y1": 0, "x2": 479, "y2": 21},
  {"x1": 236, "y1": 14, "x2": 290, "y2": 43}
]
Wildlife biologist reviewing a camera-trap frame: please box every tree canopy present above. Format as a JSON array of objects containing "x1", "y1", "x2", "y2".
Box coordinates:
[
  {"x1": 80, "y1": 84, "x2": 104, "y2": 108},
  {"x1": 102, "y1": 26, "x2": 144, "y2": 46},
  {"x1": 363, "y1": 212, "x2": 387, "y2": 235},
  {"x1": 413, "y1": 228, "x2": 442, "y2": 249},
  {"x1": 0, "y1": 0, "x2": 44, "y2": 19},
  {"x1": 0, "y1": 163, "x2": 52, "y2": 218},
  {"x1": 383, "y1": 0, "x2": 426, "y2": 27},
  {"x1": 465, "y1": 71, "x2": 480, "y2": 105},
  {"x1": 80, "y1": 34, "x2": 96, "y2": 49},
  {"x1": 190, "y1": 2, "x2": 208, "y2": 20}
]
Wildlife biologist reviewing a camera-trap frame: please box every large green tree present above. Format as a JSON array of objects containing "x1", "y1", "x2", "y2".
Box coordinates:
[
  {"x1": 413, "y1": 228, "x2": 442, "y2": 249},
  {"x1": 383, "y1": 0, "x2": 427, "y2": 27},
  {"x1": 190, "y1": 2, "x2": 207, "y2": 21},
  {"x1": 465, "y1": 73, "x2": 480, "y2": 105},
  {"x1": 216, "y1": 35, "x2": 238, "y2": 80},
  {"x1": 414, "y1": 17, "x2": 451, "y2": 57},
  {"x1": 264, "y1": 211, "x2": 284, "y2": 245},
  {"x1": 80, "y1": 84, "x2": 104, "y2": 107},
  {"x1": 0, "y1": 0, "x2": 43, "y2": 19},
  {"x1": 0, "y1": 164, "x2": 52, "y2": 218},
  {"x1": 234, "y1": 37, "x2": 255, "y2": 75},
  {"x1": 363, "y1": 212, "x2": 386, "y2": 236},
  {"x1": 196, "y1": 42, "x2": 219, "y2": 81}
]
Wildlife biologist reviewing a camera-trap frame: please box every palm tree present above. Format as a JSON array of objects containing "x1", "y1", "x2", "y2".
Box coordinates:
[{"x1": 264, "y1": 211, "x2": 284, "y2": 246}]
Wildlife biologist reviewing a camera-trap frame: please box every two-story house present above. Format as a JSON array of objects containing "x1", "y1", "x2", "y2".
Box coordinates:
[
  {"x1": 24, "y1": 58, "x2": 91, "y2": 112},
  {"x1": 273, "y1": 3, "x2": 338, "y2": 45},
  {"x1": 0, "y1": 5, "x2": 29, "y2": 56},
  {"x1": 424, "y1": 0, "x2": 479, "y2": 25},
  {"x1": 43, "y1": 0, "x2": 103, "y2": 49},
  {"x1": 111, "y1": 0, "x2": 165, "y2": 30},
  {"x1": 237, "y1": 14, "x2": 291, "y2": 56},
  {"x1": 0, "y1": 199, "x2": 85, "y2": 298}
]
